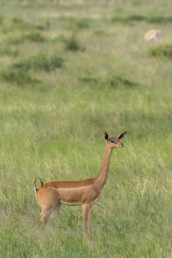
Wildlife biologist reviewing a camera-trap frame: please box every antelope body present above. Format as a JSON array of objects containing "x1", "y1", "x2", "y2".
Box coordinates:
[
  {"x1": 34, "y1": 131, "x2": 127, "y2": 232},
  {"x1": 144, "y1": 29, "x2": 162, "y2": 42}
]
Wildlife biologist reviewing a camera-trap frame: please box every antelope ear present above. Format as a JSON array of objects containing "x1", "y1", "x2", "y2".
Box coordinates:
[
  {"x1": 104, "y1": 132, "x2": 109, "y2": 141},
  {"x1": 117, "y1": 131, "x2": 127, "y2": 140}
]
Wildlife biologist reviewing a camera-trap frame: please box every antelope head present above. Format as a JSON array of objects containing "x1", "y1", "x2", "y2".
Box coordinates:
[{"x1": 104, "y1": 131, "x2": 127, "y2": 149}]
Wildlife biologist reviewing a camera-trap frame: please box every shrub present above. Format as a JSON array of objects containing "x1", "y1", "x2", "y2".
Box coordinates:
[
  {"x1": 8, "y1": 17, "x2": 35, "y2": 31},
  {"x1": 79, "y1": 74, "x2": 100, "y2": 85},
  {"x1": 111, "y1": 15, "x2": 145, "y2": 24},
  {"x1": 12, "y1": 52, "x2": 64, "y2": 72},
  {"x1": 79, "y1": 72, "x2": 138, "y2": 89},
  {"x1": 24, "y1": 32, "x2": 45, "y2": 42},
  {"x1": 111, "y1": 15, "x2": 172, "y2": 24},
  {"x1": 5, "y1": 35, "x2": 25, "y2": 45},
  {"x1": 65, "y1": 35, "x2": 84, "y2": 52},
  {"x1": 151, "y1": 44, "x2": 172, "y2": 60},
  {"x1": 5, "y1": 32, "x2": 46, "y2": 45},
  {"x1": 0, "y1": 68, "x2": 39, "y2": 86},
  {"x1": 0, "y1": 47, "x2": 19, "y2": 57},
  {"x1": 148, "y1": 16, "x2": 172, "y2": 23},
  {"x1": 129, "y1": 15, "x2": 145, "y2": 21},
  {"x1": 106, "y1": 74, "x2": 138, "y2": 89},
  {"x1": 112, "y1": 15, "x2": 145, "y2": 24},
  {"x1": 0, "y1": 16, "x2": 49, "y2": 32},
  {"x1": 76, "y1": 18, "x2": 90, "y2": 29}
]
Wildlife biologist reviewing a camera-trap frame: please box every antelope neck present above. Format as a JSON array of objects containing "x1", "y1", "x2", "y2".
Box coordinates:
[{"x1": 95, "y1": 144, "x2": 113, "y2": 189}]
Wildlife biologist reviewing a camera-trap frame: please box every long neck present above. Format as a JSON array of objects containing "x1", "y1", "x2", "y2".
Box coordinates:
[{"x1": 95, "y1": 144, "x2": 113, "y2": 189}]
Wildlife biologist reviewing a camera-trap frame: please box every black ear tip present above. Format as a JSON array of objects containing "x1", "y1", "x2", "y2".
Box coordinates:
[
  {"x1": 123, "y1": 131, "x2": 127, "y2": 137},
  {"x1": 104, "y1": 131, "x2": 109, "y2": 140},
  {"x1": 117, "y1": 131, "x2": 127, "y2": 140}
]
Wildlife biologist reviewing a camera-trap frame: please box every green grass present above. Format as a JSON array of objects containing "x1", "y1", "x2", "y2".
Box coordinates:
[
  {"x1": 0, "y1": 67, "x2": 40, "y2": 86},
  {"x1": 0, "y1": 0, "x2": 172, "y2": 257},
  {"x1": 5, "y1": 32, "x2": 46, "y2": 45},
  {"x1": 111, "y1": 14, "x2": 172, "y2": 24},
  {"x1": 151, "y1": 44, "x2": 172, "y2": 60},
  {"x1": 0, "y1": 46, "x2": 19, "y2": 57},
  {"x1": 65, "y1": 34, "x2": 85, "y2": 51},
  {"x1": 0, "y1": 15, "x2": 49, "y2": 32},
  {"x1": 12, "y1": 52, "x2": 64, "y2": 72},
  {"x1": 79, "y1": 73, "x2": 138, "y2": 89}
]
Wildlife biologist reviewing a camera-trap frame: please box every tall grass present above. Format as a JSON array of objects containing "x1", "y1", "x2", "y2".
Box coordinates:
[
  {"x1": 0, "y1": 0, "x2": 172, "y2": 257},
  {"x1": 0, "y1": 16, "x2": 49, "y2": 32},
  {"x1": 111, "y1": 14, "x2": 172, "y2": 24},
  {"x1": 12, "y1": 52, "x2": 64, "y2": 72},
  {"x1": 5, "y1": 32, "x2": 46, "y2": 45},
  {"x1": 0, "y1": 68, "x2": 40, "y2": 86},
  {"x1": 79, "y1": 73, "x2": 138, "y2": 89},
  {"x1": 0, "y1": 47, "x2": 19, "y2": 57},
  {"x1": 151, "y1": 44, "x2": 172, "y2": 60},
  {"x1": 65, "y1": 34, "x2": 85, "y2": 51}
]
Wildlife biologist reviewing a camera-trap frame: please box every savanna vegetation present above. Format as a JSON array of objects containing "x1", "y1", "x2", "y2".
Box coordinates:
[{"x1": 0, "y1": 0, "x2": 172, "y2": 257}]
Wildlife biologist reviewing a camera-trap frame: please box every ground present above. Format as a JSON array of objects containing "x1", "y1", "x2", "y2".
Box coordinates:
[{"x1": 0, "y1": 0, "x2": 172, "y2": 257}]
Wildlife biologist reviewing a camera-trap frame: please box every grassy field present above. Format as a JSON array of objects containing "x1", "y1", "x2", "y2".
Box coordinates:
[{"x1": 0, "y1": 0, "x2": 172, "y2": 257}]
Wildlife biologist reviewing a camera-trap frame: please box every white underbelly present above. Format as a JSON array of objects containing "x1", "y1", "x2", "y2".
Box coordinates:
[{"x1": 59, "y1": 200, "x2": 82, "y2": 206}]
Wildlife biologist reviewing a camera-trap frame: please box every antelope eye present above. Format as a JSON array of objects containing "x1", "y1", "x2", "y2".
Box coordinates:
[{"x1": 110, "y1": 139, "x2": 116, "y2": 144}]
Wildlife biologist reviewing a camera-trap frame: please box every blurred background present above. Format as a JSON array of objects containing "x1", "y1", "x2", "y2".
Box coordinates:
[{"x1": 0, "y1": 0, "x2": 172, "y2": 257}]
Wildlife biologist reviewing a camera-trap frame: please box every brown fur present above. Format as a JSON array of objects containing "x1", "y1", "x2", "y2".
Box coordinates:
[
  {"x1": 34, "y1": 132, "x2": 127, "y2": 232},
  {"x1": 144, "y1": 29, "x2": 162, "y2": 42}
]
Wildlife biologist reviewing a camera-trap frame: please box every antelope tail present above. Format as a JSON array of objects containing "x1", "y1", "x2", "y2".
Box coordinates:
[{"x1": 33, "y1": 177, "x2": 44, "y2": 194}]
